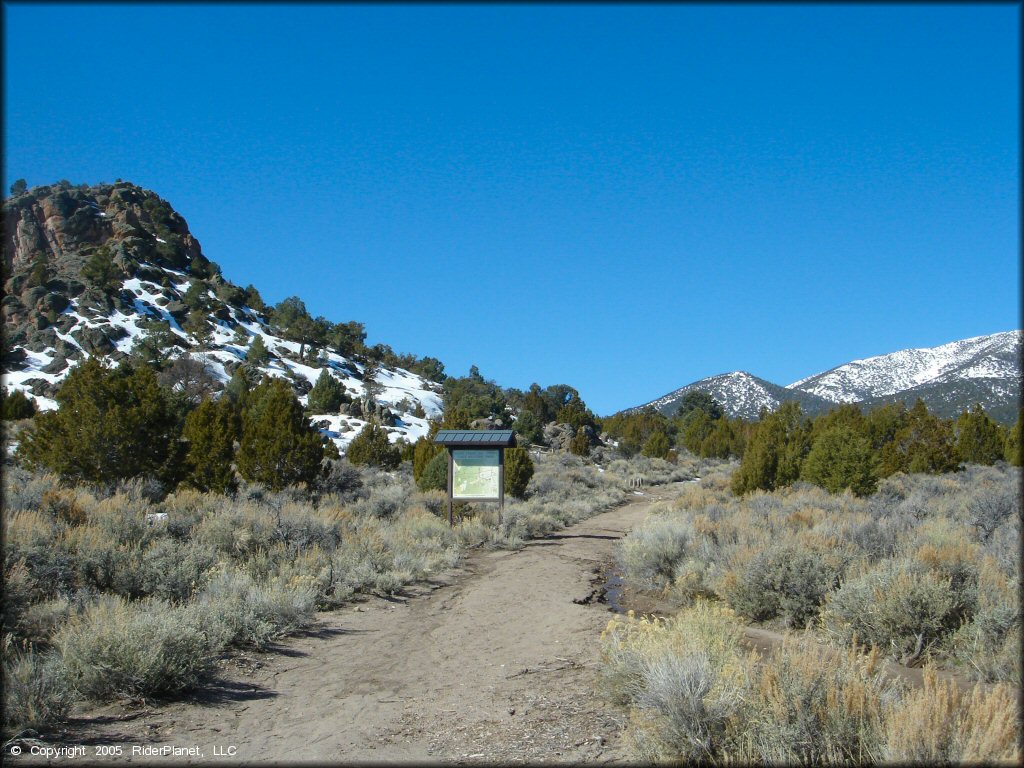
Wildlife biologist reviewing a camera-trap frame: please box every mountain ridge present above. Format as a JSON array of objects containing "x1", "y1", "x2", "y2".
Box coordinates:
[{"x1": 632, "y1": 330, "x2": 1021, "y2": 424}]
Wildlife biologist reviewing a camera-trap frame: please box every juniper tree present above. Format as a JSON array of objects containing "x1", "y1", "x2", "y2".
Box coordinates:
[
  {"x1": 504, "y1": 447, "x2": 534, "y2": 499},
  {"x1": 81, "y1": 246, "x2": 120, "y2": 296},
  {"x1": 1005, "y1": 409, "x2": 1022, "y2": 467},
  {"x1": 346, "y1": 422, "x2": 400, "y2": 470},
  {"x1": 1, "y1": 388, "x2": 37, "y2": 420},
  {"x1": 247, "y1": 335, "x2": 270, "y2": 366},
  {"x1": 307, "y1": 369, "x2": 348, "y2": 413},
  {"x1": 413, "y1": 437, "x2": 444, "y2": 482},
  {"x1": 18, "y1": 358, "x2": 184, "y2": 487},
  {"x1": 512, "y1": 409, "x2": 543, "y2": 446},
  {"x1": 878, "y1": 399, "x2": 959, "y2": 476},
  {"x1": 731, "y1": 402, "x2": 811, "y2": 495},
  {"x1": 182, "y1": 397, "x2": 239, "y2": 494},
  {"x1": 570, "y1": 426, "x2": 591, "y2": 457},
  {"x1": 801, "y1": 424, "x2": 878, "y2": 496},
  {"x1": 418, "y1": 451, "x2": 448, "y2": 492},
  {"x1": 641, "y1": 430, "x2": 670, "y2": 459},
  {"x1": 954, "y1": 404, "x2": 1005, "y2": 466},
  {"x1": 236, "y1": 377, "x2": 325, "y2": 490}
]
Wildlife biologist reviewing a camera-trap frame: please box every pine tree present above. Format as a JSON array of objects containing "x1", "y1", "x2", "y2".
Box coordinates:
[
  {"x1": 307, "y1": 369, "x2": 348, "y2": 413},
  {"x1": 18, "y1": 359, "x2": 184, "y2": 487},
  {"x1": 504, "y1": 447, "x2": 534, "y2": 499},
  {"x1": 9, "y1": 178, "x2": 27, "y2": 196},
  {"x1": 346, "y1": 422, "x2": 400, "y2": 470},
  {"x1": 236, "y1": 377, "x2": 325, "y2": 490},
  {"x1": 801, "y1": 425, "x2": 877, "y2": 496},
  {"x1": 183, "y1": 397, "x2": 239, "y2": 494},
  {"x1": 569, "y1": 426, "x2": 591, "y2": 456},
  {"x1": 954, "y1": 404, "x2": 1005, "y2": 466}
]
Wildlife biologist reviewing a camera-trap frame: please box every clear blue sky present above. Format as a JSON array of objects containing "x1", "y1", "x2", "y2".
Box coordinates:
[{"x1": 4, "y1": 4, "x2": 1019, "y2": 415}]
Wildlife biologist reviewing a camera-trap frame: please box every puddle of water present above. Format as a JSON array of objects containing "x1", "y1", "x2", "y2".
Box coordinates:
[{"x1": 602, "y1": 570, "x2": 625, "y2": 614}]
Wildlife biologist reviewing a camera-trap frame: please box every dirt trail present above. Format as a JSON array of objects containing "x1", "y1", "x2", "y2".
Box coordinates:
[{"x1": 27, "y1": 485, "x2": 689, "y2": 765}]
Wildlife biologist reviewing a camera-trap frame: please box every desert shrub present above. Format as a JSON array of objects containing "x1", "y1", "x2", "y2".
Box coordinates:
[
  {"x1": 823, "y1": 558, "x2": 961, "y2": 661},
  {"x1": 55, "y1": 595, "x2": 222, "y2": 700},
  {"x1": 3, "y1": 511, "x2": 75, "y2": 603},
  {"x1": 18, "y1": 597, "x2": 73, "y2": 645},
  {"x1": 316, "y1": 459, "x2": 365, "y2": 501},
  {"x1": 600, "y1": 602, "x2": 902, "y2": 763},
  {"x1": 139, "y1": 538, "x2": 219, "y2": 602},
  {"x1": 619, "y1": 517, "x2": 698, "y2": 591},
  {"x1": 348, "y1": 483, "x2": 413, "y2": 521},
  {"x1": 2, "y1": 646, "x2": 73, "y2": 734},
  {"x1": 947, "y1": 558, "x2": 1021, "y2": 684},
  {"x1": 1, "y1": 467, "x2": 63, "y2": 513},
  {"x1": 194, "y1": 569, "x2": 316, "y2": 649},
  {"x1": 739, "y1": 634, "x2": 902, "y2": 764},
  {"x1": 884, "y1": 666, "x2": 1020, "y2": 763},
  {"x1": 721, "y1": 545, "x2": 841, "y2": 628}
]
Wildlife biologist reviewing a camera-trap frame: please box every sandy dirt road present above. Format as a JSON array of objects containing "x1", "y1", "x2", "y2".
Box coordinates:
[{"x1": 21, "y1": 484, "x2": 690, "y2": 765}]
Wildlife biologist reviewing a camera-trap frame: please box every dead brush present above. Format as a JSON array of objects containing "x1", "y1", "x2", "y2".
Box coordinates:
[{"x1": 884, "y1": 665, "x2": 1021, "y2": 764}]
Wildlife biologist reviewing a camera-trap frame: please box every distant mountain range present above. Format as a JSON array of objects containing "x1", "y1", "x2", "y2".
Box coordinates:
[{"x1": 633, "y1": 331, "x2": 1022, "y2": 424}]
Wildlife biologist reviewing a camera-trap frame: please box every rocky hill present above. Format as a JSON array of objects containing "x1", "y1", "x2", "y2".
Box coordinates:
[
  {"x1": 633, "y1": 332, "x2": 1021, "y2": 424},
  {"x1": 2, "y1": 181, "x2": 442, "y2": 451}
]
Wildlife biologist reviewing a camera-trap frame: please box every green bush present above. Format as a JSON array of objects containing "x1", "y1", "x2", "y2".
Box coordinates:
[
  {"x1": 346, "y1": 422, "x2": 401, "y2": 470},
  {"x1": 18, "y1": 358, "x2": 186, "y2": 488},
  {"x1": 503, "y1": 447, "x2": 534, "y2": 499},
  {"x1": 417, "y1": 451, "x2": 448, "y2": 492},
  {"x1": 2, "y1": 387, "x2": 37, "y2": 420},
  {"x1": 236, "y1": 377, "x2": 325, "y2": 489},
  {"x1": 307, "y1": 369, "x2": 349, "y2": 413},
  {"x1": 801, "y1": 425, "x2": 878, "y2": 496}
]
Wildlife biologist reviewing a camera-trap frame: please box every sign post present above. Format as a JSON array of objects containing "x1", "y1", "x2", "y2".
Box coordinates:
[{"x1": 433, "y1": 430, "x2": 516, "y2": 527}]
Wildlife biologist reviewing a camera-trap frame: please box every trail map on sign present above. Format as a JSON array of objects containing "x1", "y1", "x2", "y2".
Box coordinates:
[{"x1": 453, "y1": 450, "x2": 500, "y2": 499}]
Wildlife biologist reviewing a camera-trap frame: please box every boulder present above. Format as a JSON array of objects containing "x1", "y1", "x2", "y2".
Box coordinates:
[
  {"x1": 73, "y1": 325, "x2": 115, "y2": 355},
  {"x1": 164, "y1": 300, "x2": 188, "y2": 320}
]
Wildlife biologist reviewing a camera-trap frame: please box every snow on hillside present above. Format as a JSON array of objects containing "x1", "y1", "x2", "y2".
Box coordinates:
[
  {"x1": 3, "y1": 264, "x2": 443, "y2": 454},
  {"x1": 787, "y1": 331, "x2": 1022, "y2": 403},
  {"x1": 638, "y1": 371, "x2": 791, "y2": 421}
]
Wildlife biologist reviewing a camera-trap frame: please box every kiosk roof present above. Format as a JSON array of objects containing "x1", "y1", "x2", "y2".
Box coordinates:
[{"x1": 433, "y1": 429, "x2": 517, "y2": 447}]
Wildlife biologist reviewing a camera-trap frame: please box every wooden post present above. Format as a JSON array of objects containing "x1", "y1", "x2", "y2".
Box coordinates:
[
  {"x1": 446, "y1": 448, "x2": 454, "y2": 527},
  {"x1": 498, "y1": 447, "x2": 505, "y2": 526}
]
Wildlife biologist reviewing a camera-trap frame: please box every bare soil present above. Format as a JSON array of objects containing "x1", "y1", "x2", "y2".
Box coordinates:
[
  {"x1": 11, "y1": 480, "x2": 1003, "y2": 766},
  {"x1": 12, "y1": 485, "x2": 689, "y2": 765}
]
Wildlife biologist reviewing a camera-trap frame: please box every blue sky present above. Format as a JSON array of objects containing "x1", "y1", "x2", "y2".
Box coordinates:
[{"x1": 3, "y1": 4, "x2": 1019, "y2": 415}]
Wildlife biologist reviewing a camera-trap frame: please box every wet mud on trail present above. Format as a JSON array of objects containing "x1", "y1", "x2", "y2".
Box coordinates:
[{"x1": 13, "y1": 483, "x2": 692, "y2": 766}]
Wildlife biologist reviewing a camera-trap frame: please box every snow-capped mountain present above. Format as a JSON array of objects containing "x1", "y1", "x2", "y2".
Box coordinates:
[
  {"x1": 631, "y1": 331, "x2": 1021, "y2": 424},
  {"x1": 787, "y1": 331, "x2": 1022, "y2": 423},
  {"x1": 2, "y1": 181, "x2": 442, "y2": 452},
  {"x1": 635, "y1": 371, "x2": 835, "y2": 421}
]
